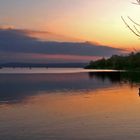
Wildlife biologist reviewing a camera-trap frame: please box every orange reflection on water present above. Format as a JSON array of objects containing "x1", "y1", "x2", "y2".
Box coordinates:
[
  {"x1": 1, "y1": 82, "x2": 140, "y2": 139},
  {"x1": 28, "y1": 84, "x2": 140, "y2": 116}
]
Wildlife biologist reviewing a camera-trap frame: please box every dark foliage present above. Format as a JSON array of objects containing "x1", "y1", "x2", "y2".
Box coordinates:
[{"x1": 85, "y1": 52, "x2": 140, "y2": 70}]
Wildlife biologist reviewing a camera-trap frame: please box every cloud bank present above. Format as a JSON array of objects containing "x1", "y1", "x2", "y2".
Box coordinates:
[{"x1": 0, "y1": 28, "x2": 124, "y2": 63}]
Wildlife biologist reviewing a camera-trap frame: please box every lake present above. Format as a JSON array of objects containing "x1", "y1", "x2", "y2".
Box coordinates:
[{"x1": 0, "y1": 68, "x2": 140, "y2": 140}]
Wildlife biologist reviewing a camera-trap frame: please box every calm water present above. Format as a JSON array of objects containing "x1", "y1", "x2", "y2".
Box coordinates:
[{"x1": 0, "y1": 68, "x2": 140, "y2": 140}]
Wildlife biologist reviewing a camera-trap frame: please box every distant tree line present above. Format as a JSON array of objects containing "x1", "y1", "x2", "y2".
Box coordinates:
[
  {"x1": 85, "y1": 52, "x2": 140, "y2": 70},
  {"x1": 85, "y1": 1, "x2": 140, "y2": 71}
]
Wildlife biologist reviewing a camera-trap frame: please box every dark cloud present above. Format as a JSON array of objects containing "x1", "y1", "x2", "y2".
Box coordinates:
[{"x1": 0, "y1": 28, "x2": 124, "y2": 62}]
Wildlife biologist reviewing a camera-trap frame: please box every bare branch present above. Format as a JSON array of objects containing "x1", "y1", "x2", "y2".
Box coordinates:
[
  {"x1": 137, "y1": 0, "x2": 140, "y2": 4},
  {"x1": 133, "y1": 47, "x2": 138, "y2": 52},
  {"x1": 121, "y1": 1, "x2": 140, "y2": 38},
  {"x1": 132, "y1": 0, "x2": 140, "y2": 5},
  {"x1": 121, "y1": 16, "x2": 140, "y2": 37},
  {"x1": 128, "y1": 16, "x2": 140, "y2": 26},
  {"x1": 134, "y1": 25, "x2": 140, "y2": 34},
  {"x1": 132, "y1": 2, "x2": 140, "y2": 5}
]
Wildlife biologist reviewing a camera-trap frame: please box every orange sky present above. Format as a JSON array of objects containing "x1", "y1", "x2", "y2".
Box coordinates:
[{"x1": 0, "y1": 0, "x2": 140, "y2": 51}]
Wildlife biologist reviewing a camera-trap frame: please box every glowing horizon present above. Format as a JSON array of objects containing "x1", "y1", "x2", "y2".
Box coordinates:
[
  {"x1": 0, "y1": 0, "x2": 140, "y2": 50},
  {"x1": 0, "y1": 0, "x2": 140, "y2": 63}
]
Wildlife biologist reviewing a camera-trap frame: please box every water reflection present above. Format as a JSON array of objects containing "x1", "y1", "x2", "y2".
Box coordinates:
[
  {"x1": 89, "y1": 71, "x2": 140, "y2": 84},
  {"x1": 88, "y1": 72, "x2": 122, "y2": 83},
  {"x1": 0, "y1": 71, "x2": 140, "y2": 104},
  {"x1": 1, "y1": 71, "x2": 140, "y2": 140}
]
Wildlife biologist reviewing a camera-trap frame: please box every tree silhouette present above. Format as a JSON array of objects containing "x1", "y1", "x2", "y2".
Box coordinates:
[{"x1": 85, "y1": 1, "x2": 140, "y2": 70}]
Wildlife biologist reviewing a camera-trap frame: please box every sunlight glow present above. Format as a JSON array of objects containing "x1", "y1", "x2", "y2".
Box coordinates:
[{"x1": 0, "y1": 0, "x2": 140, "y2": 50}]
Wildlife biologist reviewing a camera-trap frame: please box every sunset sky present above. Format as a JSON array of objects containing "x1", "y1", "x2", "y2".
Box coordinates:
[{"x1": 0, "y1": 0, "x2": 140, "y2": 63}]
